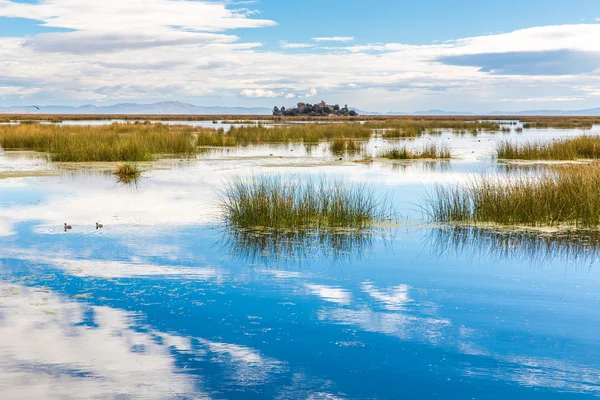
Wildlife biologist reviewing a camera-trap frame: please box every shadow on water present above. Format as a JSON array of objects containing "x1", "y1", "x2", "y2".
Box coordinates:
[
  {"x1": 220, "y1": 226, "x2": 393, "y2": 267},
  {"x1": 428, "y1": 225, "x2": 600, "y2": 266}
]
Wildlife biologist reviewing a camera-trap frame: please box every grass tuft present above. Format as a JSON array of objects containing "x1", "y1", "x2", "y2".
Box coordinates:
[{"x1": 113, "y1": 163, "x2": 141, "y2": 184}]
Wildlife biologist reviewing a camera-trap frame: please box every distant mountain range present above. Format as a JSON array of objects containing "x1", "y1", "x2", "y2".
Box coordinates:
[
  {"x1": 2, "y1": 101, "x2": 600, "y2": 116},
  {"x1": 0, "y1": 101, "x2": 272, "y2": 115}
]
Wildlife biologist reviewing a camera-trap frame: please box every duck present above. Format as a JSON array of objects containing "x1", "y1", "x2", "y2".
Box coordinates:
[
  {"x1": 96, "y1": 223, "x2": 103, "y2": 229},
  {"x1": 64, "y1": 223, "x2": 72, "y2": 231}
]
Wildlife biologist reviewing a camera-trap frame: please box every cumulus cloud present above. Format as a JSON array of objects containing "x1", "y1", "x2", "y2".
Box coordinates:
[
  {"x1": 240, "y1": 89, "x2": 282, "y2": 98},
  {"x1": 312, "y1": 36, "x2": 354, "y2": 42},
  {"x1": 1, "y1": 0, "x2": 600, "y2": 111}
]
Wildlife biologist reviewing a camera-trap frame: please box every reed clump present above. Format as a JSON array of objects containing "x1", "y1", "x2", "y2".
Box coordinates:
[
  {"x1": 429, "y1": 165, "x2": 600, "y2": 228},
  {"x1": 0, "y1": 123, "x2": 199, "y2": 162},
  {"x1": 113, "y1": 163, "x2": 141, "y2": 184},
  {"x1": 381, "y1": 143, "x2": 451, "y2": 160},
  {"x1": 497, "y1": 136, "x2": 600, "y2": 160},
  {"x1": 220, "y1": 176, "x2": 392, "y2": 230}
]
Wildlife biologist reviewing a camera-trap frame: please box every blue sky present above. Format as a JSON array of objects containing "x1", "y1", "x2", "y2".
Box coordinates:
[{"x1": 0, "y1": 0, "x2": 600, "y2": 112}]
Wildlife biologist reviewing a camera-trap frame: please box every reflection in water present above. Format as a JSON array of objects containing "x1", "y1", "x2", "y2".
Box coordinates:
[
  {"x1": 0, "y1": 282, "x2": 293, "y2": 399},
  {"x1": 221, "y1": 227, "x2": 390, "y2": 266},
  {"x1": 429, "y1": 225, "x2": 600, "y2": 265}
]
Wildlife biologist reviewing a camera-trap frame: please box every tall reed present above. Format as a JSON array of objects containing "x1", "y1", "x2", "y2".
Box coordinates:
[
  {"x1": 220, "y1": 176, "x2": 392, "y2": 229},
  {"x1": 0, "y1": 123, "x2": 199, "y2": 162},
  {"x1": 198, "y1": 123, "x2": 372, "y2": 146},
  {"x1": 497, "y1": 136, "x2": 600, "y2": 160},
  {"x1": 429, "y1": 165, "x2": 600, "y2": 228},
  {"x1": 380, "y1": 143, "x2": 451, "y2": 160}
]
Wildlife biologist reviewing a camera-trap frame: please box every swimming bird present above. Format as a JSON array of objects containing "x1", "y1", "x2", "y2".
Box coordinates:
[
  {"x1": 64, "y1": 223, "x2": 72, "y2": 231},
  {"x1": 96, "y1": 223, "x2": 103, "y2": 229}
]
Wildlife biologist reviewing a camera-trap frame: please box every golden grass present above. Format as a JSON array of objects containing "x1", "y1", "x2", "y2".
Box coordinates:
[
  {"x1": 429, "y1": 165, "x2": 600, "y2": 228},
  {"x1": 197, "y1": 124, "x2": 372, "y2": 146},
  {"x1": 0, "y1": 123, "x2": 200, "y2": 161},
  {"x1": 380, "y1": 143, "x2": 451, "y2": 160},
  {"x1": 497, "y1": 136, "x2": 600, "y2": 160},
  {"x1": 220, "y1": 176, "x2": 393, "y2": 230}
]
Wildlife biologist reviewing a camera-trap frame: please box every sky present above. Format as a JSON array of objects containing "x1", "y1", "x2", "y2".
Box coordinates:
[{"x1": 0, "y1": 0, "x2": 600, "y2": 112}]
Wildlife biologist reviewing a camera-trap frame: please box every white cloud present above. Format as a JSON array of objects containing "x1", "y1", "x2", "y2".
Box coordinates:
[
  {"x1": 306, "y1": 284, "x2": 352, "y2": 305},
  {"x1": 304, "y1": 87, "x2": 318, "y2": 97},
  {"x1": 312, "y1": 36, "x2": 355, "y2": 43},
  {"x1": 0, "y1": 0, "x2": 600, "y2": 112},
  {"x1": 240, "y1": 89, "x2": 282, "y2": 98},
  {"x1": 279, "y1": 41, "x2": 315, "y2": 49}
]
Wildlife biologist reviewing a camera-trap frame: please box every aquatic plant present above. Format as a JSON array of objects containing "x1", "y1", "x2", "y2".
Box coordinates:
[
  {"x1": 0, "y1": 123, "x2": 200, "y2": 162},
  {"x1": 380, "y1": 143, "x2": 451, "y2": 160},
  {"x1": 113, "y1": 163, "x2": 142, "y2": 184},
  {"x1": 497, "y1": 136, "x2": 600, "y2": 160},
  {"x1": 220, "y1": 176, "x2": 393, "y2": 230},
  {"x1": 330, "y1": 138, "x2": 362, "y2": 155},
  {"x1": 197, "y1": 123, "x2": 373, "y2": 147},
  {"x1": 429, "y1": 165, "x2": 600, "y2": 228}
]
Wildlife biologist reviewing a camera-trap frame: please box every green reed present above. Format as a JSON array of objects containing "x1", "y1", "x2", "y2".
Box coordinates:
[
  {"x1": 220, "y1": 176, "x2": 393, "y2": 229},
  {"x1": 429, "y1": 165, "x2": 600, "y2": 228}
]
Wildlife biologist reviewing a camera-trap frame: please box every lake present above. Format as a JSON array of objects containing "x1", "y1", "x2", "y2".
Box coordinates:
[{"x1": 1, "y1": 124, "x2": 599, "y2": 399}]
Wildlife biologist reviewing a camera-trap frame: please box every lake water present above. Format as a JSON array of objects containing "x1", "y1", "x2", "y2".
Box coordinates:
[{"x1": 1, "y1": 125, "x2": 600, "y2": 399}]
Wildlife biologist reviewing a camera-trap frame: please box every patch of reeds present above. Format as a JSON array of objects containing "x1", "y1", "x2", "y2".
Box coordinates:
[
  {"x1": 522, "y1": 119, "x2": 598, "y2": 129},
  {"x1": 220, "y1": 176, "x2": 393, "y2": 230},
  {"x1": 366, "y1": 120, "x2": 499, "y2": 137},
  {"x1": 380, "y1": 143, "x2": 451, "y2": 160},
  {"x1": 497, "y1": 136, "x2": 600, "y2": 160},
  {"x1": 0, "y1": 123, "x2": 200, "y2": 162},
  {"x1": 429, "y1": 165, "x2": 600, "y2": 228},
  {"x1": 198, "y1": 124, "x2": 372, "y2": 146}
]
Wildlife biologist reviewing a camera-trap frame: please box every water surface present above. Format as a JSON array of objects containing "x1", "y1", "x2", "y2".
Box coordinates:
[{"x1": 1, "y1": 125, "x2": 599, "y2": 399}]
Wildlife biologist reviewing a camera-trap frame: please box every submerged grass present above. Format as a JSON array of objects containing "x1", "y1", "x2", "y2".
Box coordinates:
[
  {"x1": 0, "y1": 123, "x2": 200, "y2": 162},
  {"x1": 497, "y1": 136, "x2": 600, "y2": 160},
  {"x1": 330, "y1": 138, "x2": 362, "y2": 155},
  {"x1": 429, "y1": 165, "x2": 600, "y2": 229},
  {"x1": 220, "y1": 176, "x2": 393, "y2": 230},
  {"x1": 380, "y1": 143, "x2": 451, "y2": 160}
]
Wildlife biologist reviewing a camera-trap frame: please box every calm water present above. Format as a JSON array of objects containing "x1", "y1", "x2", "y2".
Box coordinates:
[{"x1": 1, "y1": 125, "x2": 600, "y2": 399}]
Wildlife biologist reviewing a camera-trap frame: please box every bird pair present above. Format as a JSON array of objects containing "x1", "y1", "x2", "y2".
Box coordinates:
[{"x1": 64, "y1": 223, "x2": 103, "y2": 231}]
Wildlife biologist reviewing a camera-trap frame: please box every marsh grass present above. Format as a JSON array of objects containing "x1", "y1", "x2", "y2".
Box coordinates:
[
  {"x1": 366, "y1": 120, "x2": 499, "y2": 137},
  {"x1": 522, "y1": 119, "x2": 598, "y2": 129},
  {"x1": 220, "y1": 176, "x2": 393, "y2": 230},
  {"x1": 0, "y1": 123, "x2": 200, "y2": 161},
  {"x1": 429, "y1": 165, "x2": 600, "y2": 228},
  {"x1": 380, "y1": 143, "x2": 451, "y2": 160},
  {"x1": 497, "y1": 136, "x2": 600, "y2": 160},
  {"x1": 198, "y1": 124, "x2": 372, "y2": 146}
]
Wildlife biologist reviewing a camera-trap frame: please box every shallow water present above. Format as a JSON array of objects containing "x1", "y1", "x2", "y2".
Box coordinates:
[{"x1": 1, "y1": 126, "x2": 600, "y2": 399}]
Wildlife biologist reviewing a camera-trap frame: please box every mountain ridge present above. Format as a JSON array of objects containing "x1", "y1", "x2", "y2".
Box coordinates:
[{"x1": 2, "y1": 102, "x2": 600, "y2": 116}]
